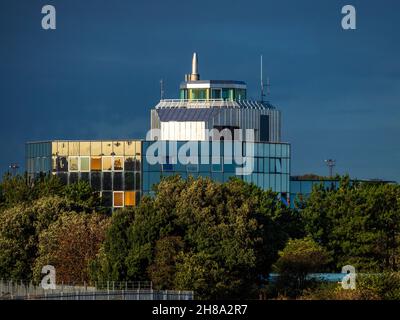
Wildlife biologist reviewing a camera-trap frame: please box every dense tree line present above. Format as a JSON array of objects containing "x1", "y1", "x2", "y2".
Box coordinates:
[
  {"x1": 90, "y1": 176, "x2": 300, "y2": 299},
  {"x1": 0, "y1": 173, "x2": 399, "y2": 299}
]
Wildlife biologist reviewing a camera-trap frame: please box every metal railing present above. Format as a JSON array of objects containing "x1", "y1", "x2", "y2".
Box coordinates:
[
  {"x1": 155, "y1": 99, "x2": 270, "y2": 110},
  {"x1": 0, "y1": 280, "x2": 193, "y2": 300}
]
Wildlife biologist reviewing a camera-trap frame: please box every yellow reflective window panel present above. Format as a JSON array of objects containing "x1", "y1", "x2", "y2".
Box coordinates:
[
  {"x1": 69, "y1": 157, "x2": 79, "y2": 171},
  {"x1": 113, "y1": 192, "x2": 124, "y2": 207},
  {"x1": 58, "y1": 142, "x2": 68, "y2": 156},
  {"x1": 135, "y1": 141, "x2": 141, "y2": 156},
  {"x1": 114, "y1": 157, "x2": 124, "y2": 171},
  {"x1": 125, "y1": 191, "x2": 136, "y2": 207},
  {"x1": 113, "y1": 141, "x2": 124, "y2": 156},
  {"x1": 91, "y1": 142, "x2": 102, "y2": 156},
  {"x1": 69, "y1": 142, "x2": 80, "y2": 156},
  {"x1": 102, "y1": 141, "x2": 113, "y2": 155},
  {"x1": 125, "y1": 141, "x2": 135, "y2": 156},
  {"x1": 102, "y1": 157, "x2": 112, "y2": 171},
  {"x1": 80, "y1": 142, "x2": 91, "y2": 156},
  {"x1": 51, "y1": 142, "x2": 58, "y2": 156},
  {"x1": 91, "y1": 157, "x2": 102, "y2": 171}
]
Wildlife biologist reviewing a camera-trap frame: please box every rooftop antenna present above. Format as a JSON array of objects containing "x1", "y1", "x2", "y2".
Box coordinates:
[
  {"x1": 324, "y1": 159, "x2": 336, "y2": 177},
  {"x1": 160, "y1": 79, "x2": 165, "y2": 100},
  {"x1": 260, "y1": 55, "x2": 271, "y2": 102},
  {"x1": 260, "y1": 55, "x2": 265, "y2": 102}
]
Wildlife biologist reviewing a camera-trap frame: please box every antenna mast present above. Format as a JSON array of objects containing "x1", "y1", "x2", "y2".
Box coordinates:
[
  {"x1": 160, "y1": 79, "x2": 164, "y2": 100},
  {"x1": 260, "y1": 55, "x2": 264, "y2": 102},
  {"x1": 260, "y1": 55, "x2": 271, "y2": 102},
  {"x1": 324, "y1": 159, "x2": 336, "y2": 177}
]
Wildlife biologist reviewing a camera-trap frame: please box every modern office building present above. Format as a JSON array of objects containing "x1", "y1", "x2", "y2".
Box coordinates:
[
  {"x1": 25, "y1": 53, "x2": 291, "y2": 209},
  {"x1": 25, "y1": 140, "x2": 142, "y2": 208}
]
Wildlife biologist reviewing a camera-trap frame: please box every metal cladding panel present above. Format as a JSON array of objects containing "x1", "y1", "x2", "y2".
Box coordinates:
[{"x1": 157, "y1": 108, "x2": 220, "y2": 122}]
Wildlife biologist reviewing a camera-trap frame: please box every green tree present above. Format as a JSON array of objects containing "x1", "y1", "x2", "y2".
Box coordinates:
[
  {"x1": 33, "y1": 212, "x2": 109, "y2": 284},
  {"x1": 63, "y1": 180, "x2": 101, "y2": 212},
  {"x1": 91, "y1": 175, "x2": 300, "y2": 299},
  {"x1": 272, "y1": 237, "x2": 331, "y2": 298},
  {"x1": 0, "y1": 195, "x2": 96, "y2": 281},
  {"x1": 148, "y1": 236, "x2": 184, "y2": 290},
  {"x1": 89, "y1": 207, "x2": 136, "y2": 282},
  {"x1": 302, "y1": 177, "x2": 400, "y2": 272}
]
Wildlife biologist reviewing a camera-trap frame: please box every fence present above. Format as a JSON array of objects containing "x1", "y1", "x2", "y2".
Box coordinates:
[{"x1": 0, "y1": 280, "x2": 194, "y2": 300}]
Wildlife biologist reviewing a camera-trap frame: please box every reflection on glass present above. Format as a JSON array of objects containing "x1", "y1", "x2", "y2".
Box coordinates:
[
  {"x1": 69, "y1": 157, "x2": 79, "y2": 171},
  {"x1": 125, "y1": 172, "x2": 135, "y2": 191},
  {"x1": 56, "y1": 157, "x2": 68, "y2": 172},
  {"x1": 91, "y1": 172, "x2": 101, "y2": 191},
  {"x1": 125, "y1": 141, "x2": 135, "y2": 156},
  {"x1": 125, "y1": 157, "x2": 135, "y2": 171},
  {"x1": 91, "y1": 142, "x2": 102, "y2": 156},
  {"x1": 69, "y1": 142, "x2": 80, "y2": 156},
  {"x1": 80, "y1": 157, "x2": 90, "y2": 171},
  {"x1": 58, "y1": 142, "x2": 68, "y2": 156},
  {"x1": 103, "y1": 172, "x2": 112, "y2": 190},
  {"x1": 102, "y1": 157, "x2": 112, "y2": 171},
  {"x1": 102, "y1": 141, "x2": 113, "y2": 156},
  {"x1": 91, "y1": 157, "x2": 102, "y2": 171},
  {"x1": 114, "y1": 172, "x2": 123, "y2": 190},
  {"x1": 125, "y1": 191, "x2": 136, "y2": 206},
  {"x1": 52, "y1": 157, "x2": 57, "y2": 172},
  {"x1": 57, "y1": 172, "x2": 68, "y2": 185},
  {"x1": 135, "y1": 142, "x2": 141, "y2": 156},
  {"x1": 114, "y1": 157, "x2": 124, "y2": 171},
  {"x1": 102, "y1": 192, "x2": 112, "y2": 208},
  {"x1": 113, "y1": 141, "x2": 124, "y2": 156},
  {"x1": 52, "y1": 142, "x2": 57, "y2": 156},
  {"x1": 134, "y1": 157, "x2": 141, "y2": 171},
  {"x1": 80, "y1": 142, "x2": 91, "y2": 156},
  {"x1": 80, "y1": 172, "x2": 89, "y2": 183},
  {"x1": 113, "y1": 192, "x2": 124, "y2": 207},
  {"x1": 135, "y1": 172, "x2": 141, "y2": 191},
  {"x1": 70, "y1": 172, "x2": 79, "y2": 184}
]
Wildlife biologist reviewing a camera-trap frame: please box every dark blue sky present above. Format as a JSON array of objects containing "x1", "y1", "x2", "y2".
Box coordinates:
[{"x1": 0, "y1": 0, "x2": 399, "y2": 181}]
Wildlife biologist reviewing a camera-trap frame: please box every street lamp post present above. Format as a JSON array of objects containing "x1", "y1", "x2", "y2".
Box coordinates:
[
  {"x1": 9, "y1": 163, "x2": 20, "y2": 177},
  {"x1": 324, "y1": 159, "x2": 336, "y2": 178}
]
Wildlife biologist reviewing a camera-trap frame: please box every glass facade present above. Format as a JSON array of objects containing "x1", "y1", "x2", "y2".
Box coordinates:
[
  {"x1": 142, "y1": 141, "x2": 290, "y2": 198},
  {"x1": 26, "y1": 140, "x2": 142, "y2": 209},
  {"x1": 27, "y1": 140, "x2": 291, "y2": 209},
  {"x1": 179, "y1": 87, "x2": 246, "y2": 101},
  {"x1": 289, "y1": 179, "x2": 340, "y2": 208}
]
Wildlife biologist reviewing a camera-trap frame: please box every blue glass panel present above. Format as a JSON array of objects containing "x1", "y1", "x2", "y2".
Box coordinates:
[
  {"x1": 270, "y1": 159, "x2": 275, "y2": 173},
  {"x1": 275, "y1": 144, "x2": 282, "y2": 157},
  {"x1": 300, "y1": 181, "x2": 313, "y2": 194},
  {"x1": 290, "y1": 180, "x2": 301, "y2": 194},
  {"x1": 270, "y1": 144, "x2": 276, "y2": 157},
  {"x1": 243, "y1": 174, "x2": 251, "y2": 183},
  {"x1": 258, "y1": 158, "x2": 264, "y2": 173},
  {"x1": 276, "y1": 159, "x2": 282, "y2": 173},
  {"x1": 212, "y1": 172, "x2": 224, "y2": 182},
  {"x1": 264, "y1": 144, "x2": 270, "y2": 157},
  {"x1": 270, "y1": 174, "x2": 275, "y2": 191},
  {"x1": 198, "y1": 172, "x2": 210, "y2": 178},
  {"x1": 276, "y1": 175, "x2": 281, "y2": 193},
  {"x1": 281, "y1": 144, "x2": 287, "y2": 158}
]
